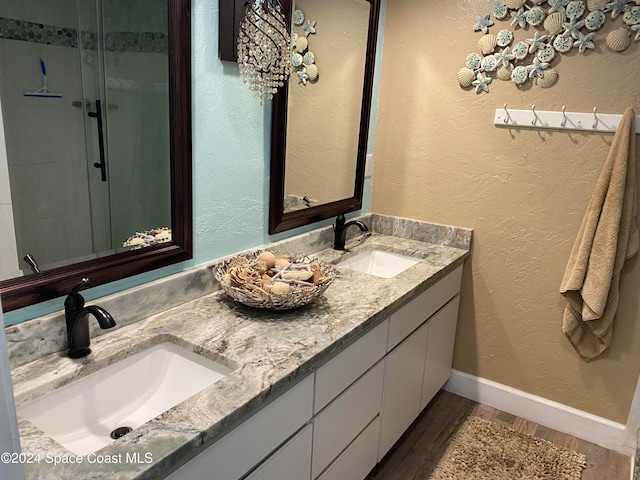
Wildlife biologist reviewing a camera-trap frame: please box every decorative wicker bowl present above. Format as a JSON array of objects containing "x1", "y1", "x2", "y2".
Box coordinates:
[{"x1": 213, "y1": 252, "x2": 336, "y2": 310}]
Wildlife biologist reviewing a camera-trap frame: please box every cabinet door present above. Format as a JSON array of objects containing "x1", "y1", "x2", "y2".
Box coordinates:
[
  {"x1": 388, "y1": 265, "x2": 462, "y2": 351},
  {"x1": 378, "y1": 323, "x2": 429, "y2": 461},
  {"x1": 245, "y1": 424, "x2": 312, "y2": 480},
  {"x1": 421, "y1": 295, "x2": 460, "y2": 411}
]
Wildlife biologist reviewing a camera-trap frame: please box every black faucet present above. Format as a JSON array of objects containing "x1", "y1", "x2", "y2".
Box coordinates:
[
  {"x1": 333, "y1": 214, "x2": 369, "y2": 250},
  {"x1": 65, "y1": 278, "x2": 116, "y2": 358}
]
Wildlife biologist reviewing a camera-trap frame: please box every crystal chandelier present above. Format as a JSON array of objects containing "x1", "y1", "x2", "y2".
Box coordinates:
[{"x1": 237, "y1": 0, "x2": 293, "y2": 105}]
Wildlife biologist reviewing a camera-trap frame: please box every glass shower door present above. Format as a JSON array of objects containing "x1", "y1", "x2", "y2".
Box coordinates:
[
  {"x1": 76, "y1": 0, "x2": 113, "y2": 257},
  {"x1": 79, "y1": 0, "x2": 171, "y2": 250},
  {"x1": 0, "y1": 0, "x2": 107, "y2": 272}
]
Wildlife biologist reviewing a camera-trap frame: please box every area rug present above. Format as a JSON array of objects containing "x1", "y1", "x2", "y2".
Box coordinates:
[{"x1": 430, "y1": 416, "x2": 586, "y2": 480}]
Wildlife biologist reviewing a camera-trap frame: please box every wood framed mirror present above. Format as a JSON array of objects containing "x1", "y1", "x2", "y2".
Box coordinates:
[
  {"x1": 268, "y1": 0, "x2": 380, "y2": 234},
  {"x1": 0, "y1": 0, "x2": 192, "y2": 312}
]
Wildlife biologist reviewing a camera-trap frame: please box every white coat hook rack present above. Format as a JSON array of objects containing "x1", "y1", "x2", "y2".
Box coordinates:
[{"x1": 495, "y1": 106, "x2": 640, "y2": 134}]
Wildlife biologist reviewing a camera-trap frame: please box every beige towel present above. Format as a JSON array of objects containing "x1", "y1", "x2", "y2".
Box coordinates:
[{"x1": 560, "y1": 108, "x2": 639, "y2": 360}]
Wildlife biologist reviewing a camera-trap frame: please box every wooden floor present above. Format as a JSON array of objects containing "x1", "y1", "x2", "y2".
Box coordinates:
[{"x1": 366, "y1": 390, "x2": 631, "y2": 480}]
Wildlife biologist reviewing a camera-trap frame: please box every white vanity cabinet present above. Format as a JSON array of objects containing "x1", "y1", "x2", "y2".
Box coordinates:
[
  {"x1": 164, "y1": 264, "x2": 463, "y2": 480},
  {"x1": 379, "y1": 265, "x2": 462, "y2": 460}
]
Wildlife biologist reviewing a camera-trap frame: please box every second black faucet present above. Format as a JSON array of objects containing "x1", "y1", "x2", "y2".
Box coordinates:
[{"x1": 333, "y1": 214, "x2": 369, "y2": 250}]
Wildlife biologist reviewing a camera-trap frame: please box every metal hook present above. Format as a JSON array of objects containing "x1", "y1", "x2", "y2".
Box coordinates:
[
  {"x1": 531, "y1": 104, "x2": 537, "y2": 125},
  {"x1": 561, "y1": 106, "x2": 567, "y2": 127},
  {"x1": 503, "y1": 103, "x2": 510, "y2": 124},
  {"x1": 592, "y1": 107, "x2": 598, "y2": 129}
]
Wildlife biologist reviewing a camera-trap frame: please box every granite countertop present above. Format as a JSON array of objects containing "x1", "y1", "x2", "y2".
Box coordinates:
[{"x1": 9, "y1": 217, "x2": 471, "y2": 480}]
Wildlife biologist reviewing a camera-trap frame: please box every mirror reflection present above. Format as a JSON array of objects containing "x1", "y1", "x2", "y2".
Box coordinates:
[
  {"x1": 0, "y1": 0, "x2": 170, "y2": 282},
  {"x1": 283, "y1": 0, "x2": 370, "y2": 213}
]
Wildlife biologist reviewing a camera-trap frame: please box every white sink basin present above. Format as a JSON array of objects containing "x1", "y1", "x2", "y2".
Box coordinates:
[
  {"x1": 19, "y1": 342, "x2": 233, "y2": 455},
  {"x1": 336, "y1": 249, "x2": 420, "y2": 278}
]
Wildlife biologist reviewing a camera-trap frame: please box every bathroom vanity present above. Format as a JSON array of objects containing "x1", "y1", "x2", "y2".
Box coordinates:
[{"x1": 6, "y1": 214, "x2": 471, "y2": 480}]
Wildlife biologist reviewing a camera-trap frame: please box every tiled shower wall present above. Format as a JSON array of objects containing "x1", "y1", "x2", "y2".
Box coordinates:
[
  {"x1": 0, "y1": 0, "x2": 168, "y2": 275},
  {"x1": 0, "y1": 98, "x2": 20, "y2": 281}
]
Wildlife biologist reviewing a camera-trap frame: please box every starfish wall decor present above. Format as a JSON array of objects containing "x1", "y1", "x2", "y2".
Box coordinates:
[{"x1": 457, "y1": 0, "x2": 640, "y2": 94}]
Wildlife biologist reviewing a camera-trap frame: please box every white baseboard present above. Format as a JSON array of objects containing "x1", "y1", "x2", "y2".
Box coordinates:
[{"x1": 444, "y1": 369, "x2": 631, "y2": 455}]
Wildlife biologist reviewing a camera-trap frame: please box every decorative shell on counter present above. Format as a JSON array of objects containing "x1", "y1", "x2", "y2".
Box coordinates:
[
  {"x1": 213, "y1": 251, "x2": 336, "y2": 310},
  {"x1": 606, "y1": 27, "x2": 632, "y2": 51}
]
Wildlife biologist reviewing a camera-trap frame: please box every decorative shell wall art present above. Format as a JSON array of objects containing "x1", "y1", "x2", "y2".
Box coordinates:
[
  {"x1": 606, "y1": 26, "x2": 632, "y2": 50},
  {"x1": 544, "y1": 12, "x2": 566, "y2": 34},
  {"x1": 290, "y1": 9, "x2": 319, "y2": 86},
  {"x1": 305, "y1": 64, "x2": 319, "y2": 81},
  {"x1": 478, "y1": 33, "x2": 498, "y2": 53},
  {"x1": 458, "y1": 67, "x2": 476, "y2": 86},
  {"x1": 536, "y1": 67, "x2": 559, "y2": 87},
  {"x1": 457, "y1": 0, "x2": 639, "y2": 94}
]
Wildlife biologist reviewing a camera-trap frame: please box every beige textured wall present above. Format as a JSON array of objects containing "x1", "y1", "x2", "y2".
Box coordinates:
[{"x1": 373, "y1": 0, "x2": 640, "y2": 423}]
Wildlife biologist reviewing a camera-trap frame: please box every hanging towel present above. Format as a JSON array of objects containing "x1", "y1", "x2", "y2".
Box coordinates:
[{"x1": 560, "y1": 107, "x2": 639, "y2": 360}]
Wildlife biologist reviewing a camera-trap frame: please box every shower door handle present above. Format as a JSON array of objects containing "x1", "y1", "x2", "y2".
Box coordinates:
[{"x1": 88, "y1": 99, "x2": 107, "y2": 182}]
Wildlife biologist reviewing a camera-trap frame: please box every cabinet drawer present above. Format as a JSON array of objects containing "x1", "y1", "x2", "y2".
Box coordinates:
[
  {"x1": 421, "y1": 295, "x2": 460, "y2": 410},
  {"x1": 312, "y1": 361, "x2": 384, "y2": 479},
  {"x1": 245, "y1": 424, "x2": 312, "y2": 480},
  {"x1": 165, "y1": 375, "x2": 313, "y2": 480},
  {"x1": 315, "y1": 320, "x2": 388, "y2": 413},
  {"x1": 317, "y1": 417, "x2": 380, "y2": 480},
  {"x1": 388, "y1": 265, "x2": 462, "y2": 350}
]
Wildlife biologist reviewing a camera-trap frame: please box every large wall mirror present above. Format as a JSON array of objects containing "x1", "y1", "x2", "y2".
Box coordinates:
[
  {"x1": 269, "y1": 0, "x2": 380, "y2": 234},
  {"x1": 0, "y1": 0, "x2": 192, "y2": 312}
]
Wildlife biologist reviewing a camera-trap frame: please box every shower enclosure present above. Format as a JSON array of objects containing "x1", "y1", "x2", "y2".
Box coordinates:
[{"x1": 0, "y1": 0, "x2": 170, "y2": 279}]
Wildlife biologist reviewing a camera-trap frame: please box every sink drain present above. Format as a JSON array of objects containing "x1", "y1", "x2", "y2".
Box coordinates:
[{"x1": 110, "y1": 426, "x2": 133, "y2": 439}]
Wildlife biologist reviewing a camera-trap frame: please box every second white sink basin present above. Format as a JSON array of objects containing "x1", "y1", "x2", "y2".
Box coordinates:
[
  {"x1": 337, "y1": 249, "x2": 420, "y2": 278},
  {"x1": 19, "y1": 342, "x2": 233, "y2": 455}
]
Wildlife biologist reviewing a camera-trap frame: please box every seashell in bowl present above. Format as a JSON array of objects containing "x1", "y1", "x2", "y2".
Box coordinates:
[
  {"x1": 457, "y1": 67, "x2": 476, "y2": 87},
  {"x1": 536, "y1": 68, "x2": 558, "y2": 88},
  {"x1": 586, "y1": 0, "x2": 607, "y2": 10},
  {"x1": 606, "y1": 27, "x2": 632, "y2": 51},
  {"x1": 544, "y1": 12, "x2": 566, "y2": 35},
  {"x1": 478, "y1": 34, "x2": 498, "y2": 54}
]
